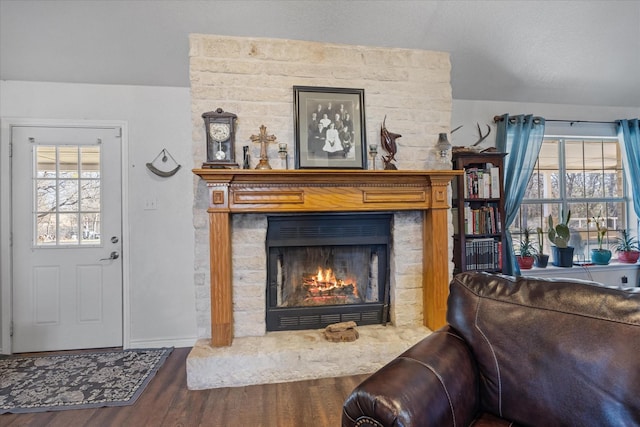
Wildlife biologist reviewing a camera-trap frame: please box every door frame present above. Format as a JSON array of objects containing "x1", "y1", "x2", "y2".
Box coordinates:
[{"x1": 0, "y1": 118, "x2": 131, "y2": 354}]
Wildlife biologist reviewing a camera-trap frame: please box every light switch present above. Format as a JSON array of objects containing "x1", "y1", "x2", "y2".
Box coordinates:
[{"x1": 144, "y1": 198, "x2": 158, "y2": 210}]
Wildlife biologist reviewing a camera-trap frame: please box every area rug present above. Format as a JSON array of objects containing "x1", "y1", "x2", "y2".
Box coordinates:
[{"x1": 0, "y1": 347, "x2": 172, "y2": 414}]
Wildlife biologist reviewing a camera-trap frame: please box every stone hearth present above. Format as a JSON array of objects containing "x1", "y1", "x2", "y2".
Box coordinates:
[{"x1": 187, "y1": 325, "x2": 430, "y2": 389}]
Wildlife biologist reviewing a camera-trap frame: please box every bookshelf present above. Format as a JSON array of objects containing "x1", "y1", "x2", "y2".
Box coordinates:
[{"x1": 452, "y1": 151, "x2": 507, "y2": 274}]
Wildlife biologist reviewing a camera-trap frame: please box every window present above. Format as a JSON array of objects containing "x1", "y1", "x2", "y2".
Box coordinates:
[
  {"x1": 35, "y1": 145, "x2": 101, "y2": 246},
  {"x1": 511, "y1": 135, "x2": 630, "y2": 262}
]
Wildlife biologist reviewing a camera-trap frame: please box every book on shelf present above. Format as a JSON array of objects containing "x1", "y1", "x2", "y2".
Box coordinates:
[
  {"x1": 488, "y1": 163, "x2": 501, "y2": 198},
  {"x1": 463, "y1": 164, "x2": 501, "y2": 199},
  {"x1": 464, "y1": 237, "x2": 501, "y2": 271},
  {"x1": 462, "y1": 203, "x2": 500, "y2": 235}
]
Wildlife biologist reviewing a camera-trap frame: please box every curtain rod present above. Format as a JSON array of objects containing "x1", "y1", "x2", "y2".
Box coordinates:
[
  {"x1": 493, "y1": 115, "x2": 619, "y2": 125},
  {"x1": 545, "y1": 119, "x2": 619, "y2": 125}
]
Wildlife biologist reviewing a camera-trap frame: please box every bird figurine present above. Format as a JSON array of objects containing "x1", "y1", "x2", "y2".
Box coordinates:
[{"x1": 380, "y1": 116, "x2": 401, "y2": 170}]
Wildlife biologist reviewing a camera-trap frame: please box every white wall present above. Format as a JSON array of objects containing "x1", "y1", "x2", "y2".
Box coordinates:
[
  {"x1": 0, "y1": 80, "x2": 197, "y2": 351},
  {"x1": 1, "y1": 82, "x2": 638, "y2": 353}
]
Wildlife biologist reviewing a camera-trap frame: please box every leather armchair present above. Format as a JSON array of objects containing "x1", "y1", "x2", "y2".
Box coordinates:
[{"x1": 342, "y1": 272, "x2": 640, "y2": 426}]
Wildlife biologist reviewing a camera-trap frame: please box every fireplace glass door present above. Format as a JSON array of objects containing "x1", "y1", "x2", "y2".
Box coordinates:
[{"x1": 266, "y1": 214, "x2": 391, "y2": 331}]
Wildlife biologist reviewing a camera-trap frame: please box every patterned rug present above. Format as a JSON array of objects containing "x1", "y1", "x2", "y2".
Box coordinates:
[{"x1": 0, "y1": 347, "x2": 172, "y2": 414}]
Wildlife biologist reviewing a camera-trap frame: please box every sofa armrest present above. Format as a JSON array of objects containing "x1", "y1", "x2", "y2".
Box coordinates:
[{"x1": 342, "y1": 326, "x2": 480, "y2": 427}]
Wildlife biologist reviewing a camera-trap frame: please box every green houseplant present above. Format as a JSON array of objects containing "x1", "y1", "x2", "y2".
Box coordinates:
[
  {"x1": 535, "y1": 226, "x2": 549, "y2": 268},
  {"x1": 515, "y1": 228, "x2": 536, "y2": 270},
  {"x1": 588, "y1": 214, "x2": 611, "y2": 265},
  {"x1": 614, "y1": 229, "x2": 640, "y2": 264},
  {"x1": 548, "y1": 209, "x2": 574, "y2": 267}
]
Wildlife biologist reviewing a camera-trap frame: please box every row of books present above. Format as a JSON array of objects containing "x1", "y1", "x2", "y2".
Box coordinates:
[
  {"x1": 452, "y1": 204, "x2": 502, "y2": 235},
  {"x1": 463, "y1": 163, "x2": 500, "y2": 199},
  {"x1": 465, "y1": 238, "x2": 502, "y2": 271}
]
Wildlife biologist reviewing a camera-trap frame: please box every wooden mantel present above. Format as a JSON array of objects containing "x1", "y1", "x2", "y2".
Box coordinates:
[{"x1": 193, "y1": 169, "x2": 462, "y2": 347}]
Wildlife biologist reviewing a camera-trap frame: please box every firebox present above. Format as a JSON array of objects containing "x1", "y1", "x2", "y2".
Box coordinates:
[{"x1": 266, "y1": 213, "x2": 391, "y2": 331}]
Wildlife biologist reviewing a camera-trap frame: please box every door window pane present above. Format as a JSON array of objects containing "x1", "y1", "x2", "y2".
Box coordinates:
[
  {"x1": 80, "y1": 146, "x2": 100, "y2": 178},
  {"x1": 36, "y1": 179, "x2": 57, "y2": 212},
  {"x1": 34, "y1": 144, "x2": 101, "y2": 246},
  {"x1": 81, "y1": 213, "x2": 101, "y2": 243},
  {"x1": 36, "y1": 146, "x2": 56, "y2": 178},
  {"x1": 80, "y1": 179, "x2": 100, "y2": 211},
  {"x1": 58, "y1": 180, "x2": 79, "y2": 211},
  {"x1": 58, "y1": 213, "x2": 79, "y2": 243},
  {"x1": 36, "y1": 213, "x2": 57, "y2": 245},
  {"x1": 58, "y1": 146, "x2": 79, "y2": 178}
]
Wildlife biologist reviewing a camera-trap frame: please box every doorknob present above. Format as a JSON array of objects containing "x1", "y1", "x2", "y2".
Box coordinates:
[{"x1": 100, "y1": 251, "x2": 120, "y2": 261}]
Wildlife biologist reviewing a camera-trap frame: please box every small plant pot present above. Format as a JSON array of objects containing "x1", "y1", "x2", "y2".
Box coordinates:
[
  {"x1": 516, "y1": 255, "x2": 535, "y2": 270},
  {"x1": 590, "y1": 249, "x2": 612, "y2": 265},
  {"x1": 535, "y1": 254, "x2": 549, "y2": 268},
  {"x1": 552, "y1": 246, "x2": 574, "y2": 267},
  {"x1": 618, "y1": 250, "x2": 640, "y2": 264}
]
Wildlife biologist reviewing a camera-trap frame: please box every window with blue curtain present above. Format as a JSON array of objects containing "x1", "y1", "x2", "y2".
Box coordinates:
[{"x1": 510, "y1": 121, "x2": 636, "y2": 263}]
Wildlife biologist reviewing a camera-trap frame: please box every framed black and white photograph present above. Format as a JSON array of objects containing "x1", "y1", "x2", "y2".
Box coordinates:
[{"x1": 293, "y1": 86, "x2": 366, "y2": 169}]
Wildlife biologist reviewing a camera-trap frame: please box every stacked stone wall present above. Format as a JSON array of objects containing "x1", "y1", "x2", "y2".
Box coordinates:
[{"x1": 190, "y1": 34, "x2": 452, "y2": 338}]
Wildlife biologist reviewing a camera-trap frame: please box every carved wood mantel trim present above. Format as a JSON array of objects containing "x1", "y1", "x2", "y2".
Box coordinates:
[{"x1": 193, "y1": 169, "x2": 462, "y2": 347}]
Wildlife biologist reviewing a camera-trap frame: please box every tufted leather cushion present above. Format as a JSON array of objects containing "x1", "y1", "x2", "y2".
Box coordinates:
[{"x1": 448, "y1": 272, "x2": 640, "y2": 426}]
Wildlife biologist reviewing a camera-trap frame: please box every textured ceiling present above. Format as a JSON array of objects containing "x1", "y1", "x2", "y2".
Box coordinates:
[{"x1": 1, "y1": 0, "x2": 639, "y2": 107}]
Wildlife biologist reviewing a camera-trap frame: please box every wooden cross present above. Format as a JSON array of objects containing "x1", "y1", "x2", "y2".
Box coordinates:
[{"x1": 250, "y1": 125, "x2": 277, "y2": 170}]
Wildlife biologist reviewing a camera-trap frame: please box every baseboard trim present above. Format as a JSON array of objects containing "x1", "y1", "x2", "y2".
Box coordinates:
[{"x1": 128, "y1": 336, "x2": 197, "y2": 349}]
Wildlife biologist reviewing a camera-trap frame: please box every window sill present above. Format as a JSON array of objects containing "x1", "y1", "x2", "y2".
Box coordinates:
[{"x1": 519, "y1": 261, "x2": 640, "y2": 287}]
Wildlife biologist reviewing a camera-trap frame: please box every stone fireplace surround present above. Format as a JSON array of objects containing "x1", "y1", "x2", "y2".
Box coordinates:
[
  {"x1": 188, "y1": 34, "x2": 456, "y2": 388},
  {"x1": 187, "y1": 169, "x2": 460, "y2": 389}
]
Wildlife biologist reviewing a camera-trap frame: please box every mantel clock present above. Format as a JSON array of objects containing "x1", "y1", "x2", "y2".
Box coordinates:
[{"x1": 202, "y1": 108, "x2": 239, "y2": 168}]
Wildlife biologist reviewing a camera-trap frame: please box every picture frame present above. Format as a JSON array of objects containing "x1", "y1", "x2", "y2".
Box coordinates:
[{"x1": 293, "y1": 86, "x2": 367, "y2": 169}]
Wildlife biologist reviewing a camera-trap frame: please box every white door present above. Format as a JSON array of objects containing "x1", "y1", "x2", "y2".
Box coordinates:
[{"x1": 11, "y1": 125, "x2": 123, "y2": 352}]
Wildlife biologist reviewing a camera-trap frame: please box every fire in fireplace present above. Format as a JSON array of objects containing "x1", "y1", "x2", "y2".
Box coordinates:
[
  {"x1": 266, "y1": 213, "x2": 391, "y2": 331},
  {"x1": 300, "y1": 266, "x2": 358, "y2": 306}
]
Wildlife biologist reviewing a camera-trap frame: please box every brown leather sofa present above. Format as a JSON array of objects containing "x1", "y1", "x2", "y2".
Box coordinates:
[{"x1": 342, "y1": 272, "x2": 640, "y2": 426}]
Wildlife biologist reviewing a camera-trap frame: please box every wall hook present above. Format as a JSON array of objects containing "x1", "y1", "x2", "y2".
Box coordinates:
[{"x1": 146, "y1": 148, "x2": 181, "y2": 177}]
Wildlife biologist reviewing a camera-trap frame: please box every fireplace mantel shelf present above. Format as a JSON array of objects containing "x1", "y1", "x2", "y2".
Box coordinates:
[
  {"x1": 194, "y1": 168, "x2": 462, "y2": 346},
  {"x1": 194, "y1": 168, "x2": 458, "y2": 180}
]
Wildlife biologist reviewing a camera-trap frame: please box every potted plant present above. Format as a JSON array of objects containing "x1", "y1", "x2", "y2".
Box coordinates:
[
  {"x1": 614, "y1": 229, "x2": 640, "y2": 264},
  {"x1": 548, "y1": 209, "x2": 574, "y2": 267},
  {"x1": 588, "y1": 214, "x2": 611, "y2": 265},
  {"x1": 534, "y1": 226, "x2": 549, "y2": 268},
  {"x1": 515, "y1": 228, "x2": 536, "y2": 270}
]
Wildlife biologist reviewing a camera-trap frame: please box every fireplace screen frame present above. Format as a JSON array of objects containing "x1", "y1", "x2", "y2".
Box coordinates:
[{"x1": 266, "y1": 213, "x2": 391, "y2": 331}]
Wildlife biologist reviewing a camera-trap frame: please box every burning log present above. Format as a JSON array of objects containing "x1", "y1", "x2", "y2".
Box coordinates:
[
  {"x1": 302, "y1": 267, "x2": 357, "y2": 299},
  {"x1": 304, "y1": 283, "x2": 355, "y2": 297},
  {"x1": 302, "y1": 296, "x2": 348, "y2": 306}
]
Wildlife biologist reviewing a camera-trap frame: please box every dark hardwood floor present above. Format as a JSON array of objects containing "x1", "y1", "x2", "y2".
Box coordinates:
[{"x1": 1, "y1": 347, "x2": 369, "y2": 427}]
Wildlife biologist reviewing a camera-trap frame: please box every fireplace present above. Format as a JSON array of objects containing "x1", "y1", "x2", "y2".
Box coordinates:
[
  {"x1": 266, "y1": 213, "x2": 391, "y2": 331},
  {"x1": 192, "y1": 169, "x2": 458, "y2": 347}
]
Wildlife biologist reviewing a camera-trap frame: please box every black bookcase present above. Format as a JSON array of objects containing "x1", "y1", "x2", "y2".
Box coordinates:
[{"x1": 452, "y1": 151, "x2": 507, "y2": 274}]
